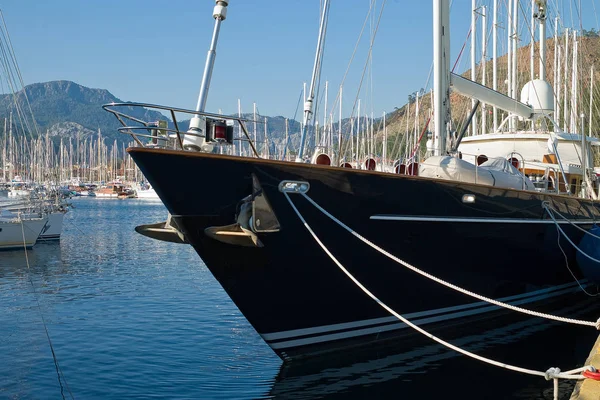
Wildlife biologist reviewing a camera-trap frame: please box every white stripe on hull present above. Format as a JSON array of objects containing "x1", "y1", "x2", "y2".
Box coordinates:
[
  {"x1": 370, "y1": 215, "x2": 596, "y2": 224},
  {"x1": 39, "y1": 234, "x2": 61, "y2": 240},
  {"x1": 261, "y1": 282, "x2": 585, "y2": 350}
]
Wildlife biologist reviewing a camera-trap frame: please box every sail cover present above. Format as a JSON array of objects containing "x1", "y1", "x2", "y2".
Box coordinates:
[{"x1": 419, "y1": 156, "x2": 535, "y2": 191}]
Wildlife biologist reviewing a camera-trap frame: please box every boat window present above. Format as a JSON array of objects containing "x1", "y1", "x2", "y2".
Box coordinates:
[{"x1": 476, "y1": 155, "x2": 488, "y2": 166}]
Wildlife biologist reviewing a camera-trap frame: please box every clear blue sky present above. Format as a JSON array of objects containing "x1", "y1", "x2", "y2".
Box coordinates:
[{"x1": 0, "y1": 1, "x2": 597, "y2": 120}]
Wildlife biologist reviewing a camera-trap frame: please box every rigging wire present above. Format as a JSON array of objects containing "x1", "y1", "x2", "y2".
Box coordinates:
[
  {"x1": 328, "y1": 0, "x2": 377, "y2": 119},
  {"x1": 20, "y1": 218, "x2": 75, "y2": 400},
  {"x1": 340, "y1": 0, "x2": 387, "y2": 160}
]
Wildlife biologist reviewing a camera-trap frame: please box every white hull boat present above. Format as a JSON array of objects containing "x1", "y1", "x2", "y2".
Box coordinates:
[
  {"x1": 136, "y1": 188, "x2": 160, "y2": 199},
  {"x1": 8, "y1": 189, "x2": 31, "y2": 198},
  {"x1": 0, "y1": 215, "x2": 48, "y2": 250},
  {"x1": 94, "y1": 192, "x2": 119, "y2": 198},
  {"x1": 38, "y1": 211, "x2": 65, "y2": 241}
]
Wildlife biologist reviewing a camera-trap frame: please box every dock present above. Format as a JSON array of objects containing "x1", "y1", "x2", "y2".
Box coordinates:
[{"x1": 571, "y1": 335, "x2": 600, "y2": 399}]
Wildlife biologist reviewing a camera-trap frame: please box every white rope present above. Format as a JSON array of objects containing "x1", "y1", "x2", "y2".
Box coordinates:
[
  {"x1": 544, "y1": 202, "x2": 600, "y2": 240},
  {"x1": 283, "y1": 192, "x2": 590, "y2": 399},
  {"x1": 552, "y1": 209, "x2": 600, "y2": 298},
  {"x1": 295, "y1": 192, "x2": 599, "y2": 329},
  {"x1": 542, "y1": 203, "x2": 600, "y2": 265}
]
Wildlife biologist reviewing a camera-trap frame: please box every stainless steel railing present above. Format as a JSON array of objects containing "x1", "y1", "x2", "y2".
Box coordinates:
[{"x1": 102, "y1": 102, "x2": 261, "y2": 157}]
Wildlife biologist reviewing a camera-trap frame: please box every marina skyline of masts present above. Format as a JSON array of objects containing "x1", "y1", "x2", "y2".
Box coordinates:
[
  {"x1": 460, "y1": 0, "x2": 600, "y2": 138},
  {"x1": 1, "y1": 122, "x2": 143, "y2": 184},
  {"x1": 3, "y1": 2, "x2": 600, "y2": 176}
]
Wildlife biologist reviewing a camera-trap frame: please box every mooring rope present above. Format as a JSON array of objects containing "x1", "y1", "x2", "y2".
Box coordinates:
[
  {"x1": 542, "y1": 203, "x2": 600, "y2": 265},
  {"x1": 20, "y1": 216, "x2": 75, "y2": 400},
  {"x1": 282, "y1": 192, "x2": 592, "y2": 400},
  {"x1": 546, "y1": 204, "x2": 600, "y2": 297},
  {"x1": 290, "y1": 192, "x2": 600, "y2": 329},
  {"x1": 544, "y1": 203, "x2": 600, "y2": 240}
]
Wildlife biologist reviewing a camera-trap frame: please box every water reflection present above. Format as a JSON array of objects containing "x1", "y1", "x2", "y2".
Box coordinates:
[
  {"x1": 269, "y1": 298, "x2": 597, "y2": 399},
  {"x1": 1, "y1": 198, "x2": 597, "y2": 399}
]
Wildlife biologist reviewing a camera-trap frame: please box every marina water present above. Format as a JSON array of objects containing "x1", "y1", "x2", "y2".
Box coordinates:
[{"x1": 1, "y1": 198, "x2": 597, "y2": 399}]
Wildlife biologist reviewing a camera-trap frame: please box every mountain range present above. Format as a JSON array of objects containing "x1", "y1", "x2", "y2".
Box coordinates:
[{"x1": 0, "y1": 80, "x2": 309, "y2": 151}]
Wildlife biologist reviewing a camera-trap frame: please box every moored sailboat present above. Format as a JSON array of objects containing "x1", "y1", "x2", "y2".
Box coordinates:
[
  {"x1": 0, "y1": 212, "x2": 48, "y2": 250},
  {"x1": 105, "y1": 0, "x2": 600, "y2": 362}
]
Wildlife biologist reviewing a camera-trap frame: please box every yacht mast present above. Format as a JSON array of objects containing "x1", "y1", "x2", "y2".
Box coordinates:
[
  {"x1": 337, "y1": 85, "x2": 342, "y2": 165},
  {"x1": 253, "y1": 102, "x2": 257, "y2": 153},
  {"x1": 530, "y1": 1, "x2": 535, "y2": 82},
  {"x1": 195, "y1": 1, "x2": 228, "y2": 112},
  {"x1": 511, "y1": 0, "x2": 518, "y2": 131},
  {"x1": 264, "y1": 117, "x2": 269, "y2": 159},
  {"x1": 296, "y1": 0, "x2": 330, "y2": 161},
  {"x1": 237, "y1": 98, "x2": 242, "y2": 156},
  {"x1": 492, "y1": 0, "x2": 498, "y2": 132},
  {"x1": 2, "y1": 118, "x2": 5, "y2": 182},
  {"x1": 481, "y1": 5, "x2": 487, "y2": 134},
  {"x1": 537, "y1": 0, "x2": 546, "y2": 80},
  {"x1": 563, "y1": 28, "x2": 569, "y2": 131},
  {"x1": 433, "y1": 0, "x2": 450, "y2": 156},
  {"x1": 590, "y1": 66, "x2": 594, "y2": 137},
  {"x1": 507, "y1": 0, "x2": 513, "y2": 100},
  {"x1": 184, "y1": 0, "x2": 229, "y2": 151},
  {"x1": 570, "y1": 31, "x2": 578, "y2": 134},
  {"x1": 471, "y1": 0, "x2": 477, "y2": 136},
  {"x1": 383, "y1": 111, "x2": 387, "y2": 167},
  {"x1": 323, "y1": 80, "x2": 328, "y2": 150},
  {"x1": 553, "y1": 17, "x2": 559, "y2": 121}
]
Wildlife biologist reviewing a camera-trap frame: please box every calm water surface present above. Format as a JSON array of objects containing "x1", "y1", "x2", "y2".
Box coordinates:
[{"x1": 0, "y1": 198, "x2": 597, "y2": 399}]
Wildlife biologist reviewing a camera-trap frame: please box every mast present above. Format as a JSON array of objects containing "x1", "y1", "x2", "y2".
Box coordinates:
[
  {"x1": 337, "y1": 85, "x2": 342, "y2": 165},
  {"x1": 557, "y1": 45, "x2": 562, "y2": 131},
  {"x1": 590, "y1": 66, "x2": 594, "y2": 137},
  {"x1": 383, "y1": 111, "x2": 387, "y2": 167},
  {"x1": 253, "y1": 102, "x2": 257, "y2": 153},
  {"x1": 492, "y1": 0, "x2": 498, "y2": 132},
  {"x1": 507, "y1": 0, "x2": 513, "y2": 99},
  {"x1": 264, "y1": 116, "x2": 269, "y2": 159},
  {"x1": 414, "y1": 94, "x2": 419, "y2": 158},
  {"x1": 563, "y1": 28, "x2": 569, "y2": 131},
  {"x1": 530, "y1": 0, "x2": 535, "y2": 82},
  {"x1": 195, "y1": 1, "x2": 228, "y2": 112},
  {"x1": 284, "y1": 118, "x2": 289, "y2": 161},
  {"x1": 481, "y1": 5, "x2": 487, "y2": 134},
  {"x1": 8, "y1": 112, "x2": 12, "y2": 180},
  {"x1": 570, "y1": 31, "x2": 577, "y2": 133},
  {"x1": 184, "y1": 0, "x2": 229, "y2": 151},
  {"x1": 511, "y1": 0, "x2": 518, "y2": 131},
  {"x1": 357, "y1": 100, "x2": 361, "y2": 164},
  {"x1": 433, "y1": 0, "x2": 450, "y2": 156},
  {"x1": 538, "y1": 0, "x2": 546, "y2": 80},
  {"x1": 323, "y1": 80, "x2": 328, "y2": 150},
  {"x1": 2, "y1": 118, "x2": 5, "y2": 182},
  {"x1": 331, "y1": 116, "x2": 335, "y2": 157},
  {"x1": 471, "y1": 0, "x2": 477, "y2": 136},
  {"x1": 237, "y1": 98, "x2": 242, "y2": 156},
  {"x1": 296, "y1": 0, "x2": 330, "y2": 161},
  {"x1": 553, "y1": 17, "x2": 559, "y2": 120}
]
